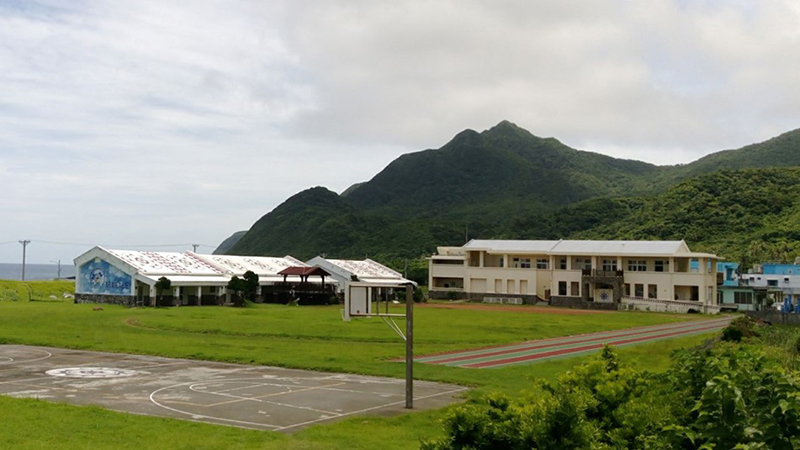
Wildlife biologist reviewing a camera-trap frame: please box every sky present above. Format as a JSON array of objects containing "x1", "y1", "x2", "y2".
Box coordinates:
[{"x1": 1, "y1": 0, "x2": 799, "y2": 264}]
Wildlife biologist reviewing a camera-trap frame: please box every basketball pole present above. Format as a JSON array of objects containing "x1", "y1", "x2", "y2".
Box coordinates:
[{"x1": 405, "y1": 285, "x2": 413, "y2": 409}]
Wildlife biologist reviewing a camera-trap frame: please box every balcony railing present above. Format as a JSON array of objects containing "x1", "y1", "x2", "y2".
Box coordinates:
[{"x1": 582, "y1": 269, "x2": 624, "y2": 278}]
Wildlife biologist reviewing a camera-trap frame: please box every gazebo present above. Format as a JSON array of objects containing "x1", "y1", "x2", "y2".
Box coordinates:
[{"x1": 273, "y1": 266, "x2": 335, "y2": 304}]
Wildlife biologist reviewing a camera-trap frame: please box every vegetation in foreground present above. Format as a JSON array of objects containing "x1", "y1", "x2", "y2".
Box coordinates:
[
  {"x1": 0, "y1": 298, "x2": 717, "y2": 449},
  {"x1": 424, "y1": 317, "x2": 800, "y2": 450}
]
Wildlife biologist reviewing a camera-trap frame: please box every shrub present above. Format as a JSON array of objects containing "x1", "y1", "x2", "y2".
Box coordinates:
[
  {"x1": 721, "y1": 326, "x2": 743, "y2": 342},
  {"x1": 446, "y1": 290, "x2": 458, "y2": 301}
]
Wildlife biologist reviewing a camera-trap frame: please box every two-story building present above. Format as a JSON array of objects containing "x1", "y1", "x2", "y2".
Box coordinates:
[{"x1": 429, "y1": 239, "x2": 719, "y2": 313}]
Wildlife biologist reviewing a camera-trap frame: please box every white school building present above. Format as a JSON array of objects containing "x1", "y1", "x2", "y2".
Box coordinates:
[
  {"x1": 429, "y1": 240, "x2": 720, "y2": 313},
  {"x1": 73, "y1": 246, "x2": 334, "y2": 306}
]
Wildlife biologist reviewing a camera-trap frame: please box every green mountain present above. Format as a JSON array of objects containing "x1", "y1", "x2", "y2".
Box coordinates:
[
  {"x1": 226, "y1": 122, "x2": 800, "y2": 263},
  {"x1": 574, "y1": 167, "x2": 800, "y2": 265},
  {"x1": 212, "y1": 231, "x2": 247, "y2": 255}
]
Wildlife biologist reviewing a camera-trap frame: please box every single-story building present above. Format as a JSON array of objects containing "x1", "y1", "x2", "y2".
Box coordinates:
[{"x1": 74, "y1": 246, "x2": 335, "y2": 306}]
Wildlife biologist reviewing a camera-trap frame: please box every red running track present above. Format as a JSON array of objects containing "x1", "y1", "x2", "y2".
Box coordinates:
[{"x1": 416, "y1": 317, "x2": 731, "y2": 369}]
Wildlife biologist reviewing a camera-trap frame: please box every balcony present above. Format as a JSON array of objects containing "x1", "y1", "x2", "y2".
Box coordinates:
[{"x1": 582, "y1": 269, "x2": 624, "y2": 284}]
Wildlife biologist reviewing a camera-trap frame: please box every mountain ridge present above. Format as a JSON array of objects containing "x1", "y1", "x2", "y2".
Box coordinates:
[{"x1": 226, "y1": 121, "x2": 800, "y2": 262}]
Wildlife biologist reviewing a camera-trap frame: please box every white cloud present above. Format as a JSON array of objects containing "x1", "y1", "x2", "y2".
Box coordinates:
[{"x1": 0, "y1": 0, "x2": 799, "y2": 263}]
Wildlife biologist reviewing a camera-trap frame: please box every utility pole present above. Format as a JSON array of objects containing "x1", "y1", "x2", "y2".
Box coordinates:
[
  {"x1": 50, "y1": 260, "x2": 61, "y2": 280},
  {"x1": 404, "y1": 259, "x2": 408, "y2": 279},
  {"x1": 405, "y1": 284, "x2": 414, "y2": 409},
  {"x1": 465, "y1": 225, "x2": 468, "y2": 243},
  {"x1": 192, "y1": 244, "x2": 199, "y2": 252},
  {"x1": 19, "y1": 240, "x2": 30, "y2": 281}
]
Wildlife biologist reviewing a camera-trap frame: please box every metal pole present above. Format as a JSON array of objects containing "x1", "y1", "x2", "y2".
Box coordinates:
[
  {"x1": 405, "y1": 285, "x2": 414, "y2": 409},
  {"x1": 51, "y1": 260, "x2": 61, "y2": 279},
  {"x1": 19, "y1": 240, "x2": 30, "y2": 281},
  {"x1": 192, "y1": 244, "x2": 199, "y2": 252}
]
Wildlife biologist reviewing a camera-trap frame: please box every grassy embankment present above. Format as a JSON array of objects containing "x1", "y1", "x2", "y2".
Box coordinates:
[{"x1": 0, "y1": 285, "x2": 720, "y2": 449}]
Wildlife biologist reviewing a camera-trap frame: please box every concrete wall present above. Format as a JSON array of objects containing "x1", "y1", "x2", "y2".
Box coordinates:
[
  {"x1": 550, "y1": 297, "x2": 618, "y2": 310},
  {"x1": 427, "y1": 289, "x2": 539, "y2": 304},
  {"x1": 745, "y1": 311, "x2": 800, "y2": 326},
  {"x1": 75, "y1": 293, "x2": 137, "y2": 307}
]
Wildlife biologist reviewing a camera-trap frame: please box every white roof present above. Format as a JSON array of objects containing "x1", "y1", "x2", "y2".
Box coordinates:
[
  {"x1": 459, "y1": 239, "x2": 713, "y2": 258},
  {"x1": 321, "y1": 258, "x2": 402, "y2": 279},
  {"x1": 465, "y1": 240, "x2": 557, "y2": 253},
  {"x1": 309, "y1": 257, "x2": 416, "y2": 286},
  {"x1": 550, "y1": 240, "x2": 690, "y2": 256},
  {"x1": 105, "y1": 248, "x2": 223, "y2": 275},
  {"x1": 191, "y1": 253, "x2": 307, "y2": 277}
]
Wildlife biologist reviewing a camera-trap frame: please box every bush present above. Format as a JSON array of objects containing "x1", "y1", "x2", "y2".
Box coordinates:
[
  {"x1": 423, "y1": 345, "x2": 800, "y2": 450},
  {"x1": 446, "y1": 290, "x2": 458, "y2": 301},
  {"x1": 721, "y1": 326, "x2": 743, "y2": 342}
]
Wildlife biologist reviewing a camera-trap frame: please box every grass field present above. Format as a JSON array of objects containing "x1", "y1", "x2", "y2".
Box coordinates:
[
  {"x1": 0, "y1": 279, "x2": 74, "y2": 302},
  {"x1": 0, "y1": 297, "x2": 722, "y2": 449}
]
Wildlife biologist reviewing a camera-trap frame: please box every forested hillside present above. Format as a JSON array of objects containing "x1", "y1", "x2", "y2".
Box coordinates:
[{"x1": 226, "y1": 122, "x2": 800, "y2": 265}]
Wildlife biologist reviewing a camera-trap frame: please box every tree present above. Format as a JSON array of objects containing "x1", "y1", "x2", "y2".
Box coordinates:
[
  {"x1": 154, "y1": 276, "x2": 171, "y2": 307},
  {"x1": 227, "y1": 276, "x2": 246, "y2": 307},
  {"x1": 242, "y1": 270, "x2": 260, "y2": 302}
]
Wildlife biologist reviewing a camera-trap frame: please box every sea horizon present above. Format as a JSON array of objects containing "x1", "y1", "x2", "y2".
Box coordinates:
[{"x1": 0, "y1": 263, "x2": 76, "y2": 281}]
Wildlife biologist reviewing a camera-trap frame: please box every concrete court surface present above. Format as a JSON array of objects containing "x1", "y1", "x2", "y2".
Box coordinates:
[{"x1": 0, "y1": 345, "x2": 467, "y2": 432}]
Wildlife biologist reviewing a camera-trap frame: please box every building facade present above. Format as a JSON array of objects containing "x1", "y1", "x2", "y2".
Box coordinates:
[
  {"x1": 429, "y1": 240, "x2": 719, "y2": 312},
  {"x1": 74, "y1": 246, "x2": 334, "y2": 306}
]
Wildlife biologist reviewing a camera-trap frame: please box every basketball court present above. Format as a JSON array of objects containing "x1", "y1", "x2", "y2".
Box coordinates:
[{"x1": 0, "y1": 345, "x2": 466, "y2": 432}]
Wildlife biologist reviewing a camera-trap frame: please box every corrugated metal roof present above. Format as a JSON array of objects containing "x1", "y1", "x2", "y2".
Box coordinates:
[
  {"x1": 106, "y1": 249, "x2": 223, "y2": 275},
  {"x1": 550, "y1": 240, "x2": 689, "y2": 255},
  {"x1": 192, "y1": 254, "x2": 309, "y2": 277},
  {"x1": 460, "y1": 240, "x2": 698, "y2": 257},
  {"x1": 464, "y1": 240, "x2": 558, "y2": 253}
]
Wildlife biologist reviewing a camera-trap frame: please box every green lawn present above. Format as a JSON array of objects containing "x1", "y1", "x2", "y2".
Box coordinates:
[
  {"x1": 0, "y1": 299, "x2": 720, "y2": 449},
  {"x1": 0, "y1": 279, "x2": 74, "y2": 302}
]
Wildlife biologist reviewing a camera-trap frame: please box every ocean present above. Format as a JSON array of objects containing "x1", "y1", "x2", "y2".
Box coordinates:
[{"x1": 0, "y1": 263, "x2": 76, "y2": 281}]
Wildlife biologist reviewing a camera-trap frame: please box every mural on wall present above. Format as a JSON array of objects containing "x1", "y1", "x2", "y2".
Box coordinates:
[{"x1": 78, "y1": 259, "x2": 132, "y2": 295}]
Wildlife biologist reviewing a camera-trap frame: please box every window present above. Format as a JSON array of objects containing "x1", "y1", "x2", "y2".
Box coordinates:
[
  {"x1": 768, "y1": 279, "x2": 778, "y2": 287},
  {"x1": 634, "y1": 284, "x2": 644, "y2": 298},
  {"x1": 654, "y1": 260, "x2": 668, "y2": 272},
  {"x1": 627, "y1": 260, "x2": 647, "y2": 272},
  {"x1": 433, "y1": 259, "x2": 464, "y2": 265},
  {"x1": 624, "y1": 283, "x2": 631, "y2": 296},
  {"x1": 209, "y1": 286, "x2": 216, "y2": 293},
  {"x1": 602, "y1": 259, "x2": 617, "y2": 271},
  {"x1": 574, "y1": 258, "x2": 591, "y2": 270},
  {"x1": 536, "y1": 259, "x2": 549, "y2": 269},
  {"x1": 571, "y1": 281, "x2": 580, "y2": 296},
  {"x1": 512, "y1": 257, "x2": 531, "y2": 269},
  {"x1": 648, "y1": 284, "x2": 657, "y2": 299},
  {"x1": 558, "y1": 281, "x2": 567, "y2": 296},
  {"x1": 734, "y1": 292, "x2": 753, "y2": 304},
  {"x1": 559, "y1": 258, "x2": 567, "y2": 270}
]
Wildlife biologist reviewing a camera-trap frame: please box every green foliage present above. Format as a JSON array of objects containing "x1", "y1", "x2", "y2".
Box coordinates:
[
  {"x1": 225, "y1": 121, "x2": 800, "y2": 267},
  {"x1": 154, "y1": 277, "x2": 171, "y2": 305},
  {"x1": 722, "y1": 326, "x2": 743, "y2": 342},
  {"x1": 228, "y1": 270, "x2": 258, "y2": 307},
  {"x1": 424, "y1": 343, "x2": 800, "y2": 450}
]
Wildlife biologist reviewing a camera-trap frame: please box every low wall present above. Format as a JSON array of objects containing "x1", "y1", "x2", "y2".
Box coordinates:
[
  {"x1": 75, "y1": 293, "x2": 137, "y2": 307},
  {"x1": 428, "y1": 290, "x2": 539, "y2": 305},
  {"x1": 620, "y1": 296, "x2": 719, "y2": 314},
  {"x1": 745, "y1": 311, "x2": 800, "y2": 326},
  {"x1": 550, "y1": 296, "x2": 618, "y2": 311}
]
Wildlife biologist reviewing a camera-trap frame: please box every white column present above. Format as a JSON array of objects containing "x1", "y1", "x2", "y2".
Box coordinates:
[
  {"x1": 197, "y1": 286, "x2": 202, "y2": 306},
  {"x1": 173, "y1": 287, "x2": 180, "y2": 306},
  {"x1": 479, "y1": 251, "x2": 484, "y2": 268},
  {"x1": 149, "y1": 284, "x2": 156, "y2": 307}
]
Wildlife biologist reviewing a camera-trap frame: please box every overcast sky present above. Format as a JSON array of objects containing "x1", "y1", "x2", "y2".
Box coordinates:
[{"x1": 1, "y1": 0, "x2": 799, "y2": 264}]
